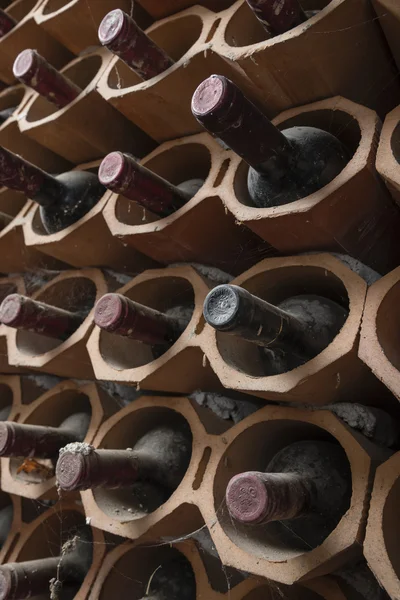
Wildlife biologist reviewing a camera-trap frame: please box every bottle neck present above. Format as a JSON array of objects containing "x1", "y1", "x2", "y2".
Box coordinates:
[
  {"x1": 0, "y1": 294, "x2": 84, "y2": 341},
  {"x1": 246, "y1": 0, "x2": 307, "y2": 35},
  {"x1": 0, "y1": 146, "x2": 66, "y2": 207},
  {"x1": 13, "y1": 50, "x2": 81, "y2": 110},
  {"x1": 203, "y1": 285, "x2": 311, "y2": 358},
  {"x1": 99, "y1": 152, "x2": 190, "y2": 216},
  {"x1": 0, "y1": 421, "x2": 84, "y2": 459},
  {"x1": 56, "y1": 447, "x2": 141, "y2": 492},
  {"x1": 0, "y1": 557, "x2": 61, "y2": 600},
  {"x1": 0, "y1": 10, "x2": 16, "y2": 38},
  {"x1": 94, "y1": 294, "x2": 188, "y2": 346},
  {"x1": 226, "y1": 471, "x2": 314, "y2": 524},
  {"x1": 98, "y1": 9, "x2": 174, "y2": 81},
  {"x1": 192, "y1": 75, "x2": 293, "y2": 172}
]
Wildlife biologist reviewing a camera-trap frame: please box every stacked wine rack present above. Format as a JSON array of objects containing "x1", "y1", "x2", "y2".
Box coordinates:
[{"x1": 0, "y1": 0, "x2": 400, "y2": 599}]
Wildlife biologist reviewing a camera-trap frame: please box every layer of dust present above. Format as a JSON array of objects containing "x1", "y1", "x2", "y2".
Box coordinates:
[
  {"x1": 191, "y1": 391, "x2": 260, "y2": 423},
  {"x1": 169, "y1": 263, "x2": 233, "y2": 284},
  {"x1": 59, "y1": 442, "x2": 94, "y2": 456}
]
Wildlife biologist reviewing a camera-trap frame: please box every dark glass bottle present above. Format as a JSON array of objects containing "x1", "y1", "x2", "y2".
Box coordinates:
[
  {"x1": 0, "y1": 412, "x2": 91, "y2": 460},
  {"x1": 0, "y1": 526, "x2": 92, "y2": 600},
  {"x1": 0, "y1": 294, "x2": 87, "y2": 341},
  {"x1": 56, "y1": 425, "x2": 192, "y2": 503},
  {"x1": 94, "y1": 293, "x2": 191, "y2": 353},
  {"x1": 99, "y1": 152, "x2": 204, "y2": 216},
  {"x1": 98, "y1": 9, "x2": 174, "y2": 80},
  {"x1": 192, "y1": 75, "x2": 349, "y2": 208},
  {"x1": 226, "y1": 439, "x2": 352, "y2": 548},
  {"x1": 0, "y1": 9, "x2": 16, "y2": 39},
  {"x1": 203, "y1": 284, "x2": 348, "y2": 374},
  {"x1": 140, "y1": 556, "x2": 196, "y2": 600},
  {"x1": 0, "y1": 106, "x2": 15, "y2": 125},
  {"x1": 246, "y1": 0, "x2": 319, "y2": 36},
  {"x1": 0, "y1": 504, "x2": 12, "y2": 549},
  {"x1": 0, "y1": 146, "x2": 106, "y2": 233},
  {"x1": 13, "y1": 49, "x2": 81, "y2": 110}
]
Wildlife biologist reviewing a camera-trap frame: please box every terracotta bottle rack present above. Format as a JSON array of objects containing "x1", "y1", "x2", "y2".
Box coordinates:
[
  {"x1": 1, "y1": 379, "x2": 120, "y2": 500},
  {"x1": 17, "y1": 47, "x2": 156, "y2": 165},
  {"x1": 201, "y1": 253, "x2": 386, "y2": 405},
  {"x1": 97, "y1": 5, "x2": 270, "y2": 143},
  {"x1": 75, "y1": 395, "x2": 230, "y2": 541},
  {"x1": 103, "y1": 133, "x2": 271, "y2": 274},
  {"x1": 0, "y1": 0, "x2": 73, "y2": 85},
  {"x1": 0, "y1": 83, "x2": 70, "y2": 172},
  {"x1": 86, "y1": 264, "x2": 228, "y2": 393},
  {"x1": 0, "y1": 187, "x2": 68, "y2": 273},
  {"x1": 0, "y1": 277, "x2": 26, "y2": 372},
  {"x1": 372, "y1": 0, "x2": 400, "y2": 72},
  {"x1": 359, "y1": 265, "x2": 400, "y2": 401},
  {"x1": 70, "y1": 397, "x2": 390, "y2": 585},
  {"x1": 22, "y1": 159, "x2": 161, "y2": 271},
  {"x1": 227, "y1": 575, "x2": 361, "y2": 600},
  {"x1": 364, "y1": 452, "x2": 400, "y2": 599},
  {"x1": 217, "y1": 95, "x2": 400, "y2": 275},
  {"x1": 89, "y1": 535, "x2": 355, "y2": 599},
  {"x1": 137, "y1": 0, "x2": 235, "y2": 19},
  {"x1": 35, "y1": 0, "x2": 153, "y2": 55},
  {"x1": 0, "y1": 373, "x2": 46, "y2": 421},
  {"x1": 89, "y1": 537, "x2": 234, "y2": 600},
  {"x1": 212, "y1": 0, "x2": 399, "y2": 118},
  {"x1": 3, "y1": 499, "x2": 107, "y2": 600},
  {"x1": 4, "y1": 267, "x2": 120, "y2": 378},
  {"x1": 200, "y1": 404, "x2": 391, "y2": 584},
  {"x1": 376, "y1": 104, "x2": 400, "y2": 208}
]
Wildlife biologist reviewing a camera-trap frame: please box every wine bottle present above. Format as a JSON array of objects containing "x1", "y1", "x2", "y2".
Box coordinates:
[
  {"x1": 0, "y1": 526, "x2": 92, "y2": 600},
  {"x1": 226, "y1": 439, "x2": 352, "y2": 548},
  {"x1": 0, "y1": 106, "x2": 15, "y2": 125},
  {"x1": 94, "y1": 293, "x2": 190, "y2": 347},
  {"x1": 191, "y1": 75, "x2": 349, "y2": 208},
  {"x1": 139, "y1": 556, "x2": 196, "y2": 600},
  {"x1": 0, "y1": 9, "x2": 16, "y2": 38},
  {"x1": 0, "y1": 294, "x2": 86, "y2": 341},
  {"x1": 0, "y1": 146, "x2": 106, "y2": 233},
  {"x1": 0, "y1": 411, "x2": 91, "y2": 460},
  {"x1": 246, "y1": 0, "x2": 310, "y2": 35},
  {"x1": 0, "y1": 504, "x2": 12, "y2": 548},
  {"x1": 99, "y1": 152, "x2": 204, "y2": 216},
  {"x1": 98, "y1": 9, "x2": 174, "y2": 81},
  {"x1": 203, "y1": 284, "x2": 347, "y2": 374},
  {"x1": 56, "y1": 424, "x2": 192, "y2": 496},
  {"x1": 13, "y1": 49, "x2": 81, "y2": 110}
]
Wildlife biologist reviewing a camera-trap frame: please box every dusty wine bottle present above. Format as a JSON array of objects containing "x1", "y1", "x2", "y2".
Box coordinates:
[
  {"x1": 0, "y1": 526, "x2": 92, "y2": 600},
  {"x1": 246, "y1": 0, "x2": 317, "y2": 36},
  {"x1": 0, "y1": 504, "x2": 12, "y2": 549},
  {"x1": 0, "y1": 411, "x2": 91, "y2": 460},
  {"x1": 0, "y1": 146, "x2": 106, "y2": 233},
  {"x1": 139, "y1": 556, "x2": 196, "y2": 600},
  {"x1": 0, "y1": 106, "x2": 15, "y2": 125},
  {"x1": 94, "y1": 293, "x2": 190, "y2": 347},
  {"x1": 13, "y1": 49, "x2": 81, "y2": 110},
  {"x1": 226, "y1": 439, "x2": 351, "y2": 548},
  {"x1": 203, "y1": 284, "x2": 347, "y2": 373},
  {"x1": 0, "y1": 293, "x2": 87, "y2": 341},
  {"x1": 98, "y1": 9, "x2": 174, "y2": 81},
  {"x1": 99, "y1": 152, "x2": 204, "y2": 216},
  {"x1": 0, "y1": 9, "x2": 16, "y2": 38},
  {"x1": 56, "y1": 424, "x2": 192, "y2": 498},
  {"x1": 192, "y1": 75, "x2": 349, "y2": 208}
]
